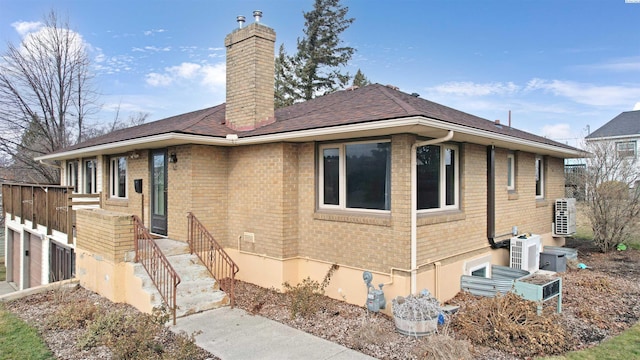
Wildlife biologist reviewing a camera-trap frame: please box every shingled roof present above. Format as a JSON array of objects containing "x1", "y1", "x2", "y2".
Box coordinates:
[
  {"x1": 43, "y1": 83, "x2": 578, "y2": 158},
  {"x1": 586, "y1": 110, "x2": 640, "y2": 139}
]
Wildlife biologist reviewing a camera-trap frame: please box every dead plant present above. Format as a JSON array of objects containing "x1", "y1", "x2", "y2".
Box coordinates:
[
  {"x1": 411, "y1": 334, "x2": 473, "y2": 360},
  {"x1": 451, "y1": 292, "x2": 571, "y2": 358}
]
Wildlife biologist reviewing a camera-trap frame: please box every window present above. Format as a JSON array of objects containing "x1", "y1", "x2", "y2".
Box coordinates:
[
  {"x1": 416, "y1": 144, "x2": 458, "y2": 211},
  {"x1": 319, "y1": 141, "x2": 391, "y2": 211},
  {"x1": 507, "y1": 153, "x2": 515, "y2": 191},
  {"x1": 66, "y1": 161, "x2": 78, "y2": 192},
  {"x1": 616, "y1": 141, "x2": 636, "y2": 158},
  {"x1": 110, "y1": 156, "x2": 127, "y2": 198},
  {"x1": 535, "y1": 155, "x2": 544, "y2": 199},
  {"x1": 84, "y1": 159, "x2": 97, "y2": 194}
]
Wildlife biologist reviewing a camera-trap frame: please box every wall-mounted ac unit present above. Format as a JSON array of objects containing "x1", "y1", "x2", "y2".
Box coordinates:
[
  {"x1": 510, "y1": 234, "x2": 541, "y2": 273},
  {"x1": 554, "y1": 198, "x2": 577, "y2": 236}
]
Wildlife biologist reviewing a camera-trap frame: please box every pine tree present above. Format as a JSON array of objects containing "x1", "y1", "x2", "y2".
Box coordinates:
[
  {"x1": 275, "y1": 0, "x2": 355, "y2": 107},
  {"x1": 352, "y1": 69, "x2": 370, "y2": 88}
]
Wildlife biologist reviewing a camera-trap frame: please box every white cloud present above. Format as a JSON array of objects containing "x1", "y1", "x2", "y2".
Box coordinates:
[
  {"x1": 132, "y1": 46, "x2": 171, "y2": 52},
  {"x1": 525, "y1": 78, "x2": 640, "y2": 107},
  {"x1": 146, "y1": 72, "x2": 173, "y2": 86},
  {"x1": 430, "y1": 81, "x2": 520, "y2": 96},
  {"x1": 580, "y1": 57, "x2": 640, "y2": 72},
  {"x1": 541, "y1": 123, "x2": 572, "y2": 139},
  {"x1": 634, "y1": 102, "x2": 640, "y2": 111},
  {"x1": 143, "y1": 29, "x2": 167, "y2": 36},
  {"x1": 200, "y1": 63, "x2": 226, "y2": 87},
  {"x1": 11, "y1": 21, "x2": 43, "y2": 36},
  {"x1": 145, "y1": 62, "x2": 225, "y2": 89}
]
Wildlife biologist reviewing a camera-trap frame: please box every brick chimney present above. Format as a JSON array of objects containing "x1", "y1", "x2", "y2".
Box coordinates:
[{"x1": 224, "y1": 11, "x2": 276, "y2": 131}]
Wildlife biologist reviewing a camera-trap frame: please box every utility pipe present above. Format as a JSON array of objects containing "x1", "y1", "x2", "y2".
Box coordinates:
[{"x1": 410, "y1": 130, "x2": 454, "y2": 294}]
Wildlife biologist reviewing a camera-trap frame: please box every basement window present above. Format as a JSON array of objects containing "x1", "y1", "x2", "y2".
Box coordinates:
[{"x1": 318, "y1": 140, "x2": 391, "y2": 212}]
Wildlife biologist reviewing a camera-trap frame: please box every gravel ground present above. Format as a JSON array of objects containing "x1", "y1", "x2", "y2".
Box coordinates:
[{"x1": 4, "y1": 237, "x2": 640, "y2": 359}]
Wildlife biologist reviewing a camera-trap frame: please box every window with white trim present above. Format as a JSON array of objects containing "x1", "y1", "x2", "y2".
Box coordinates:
[
  {"x1": 84, "y1": 159, "x2": 97, "y2": 194},
  {"x1": 416, "y1": 144, "x2": 459, "y2": 211},
  {"x1": 535, "y1": 155, "x2": 544, "y2": 199},
  {"x1": 319, "y1": 140, "x2": 391, "y2": 211},
  {"x1": 110, "y1": 156, "x2": 127, "y2": 198},
  {"x1": 66, "y1": 160, "x2": 78, "y2": 192},
  {"x1": 616, "y1": 141, "x2": 636, "y2": 158},
  {"x1": 507, "y1": 153, "x2": 515, "y2": 191}
]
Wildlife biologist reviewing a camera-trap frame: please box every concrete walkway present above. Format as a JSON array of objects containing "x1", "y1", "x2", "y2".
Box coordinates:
[
  {"x1": 171, "y1": 307, "x2": 377, "y2": 360},
  {"x1": 0, "y1": 281, "x2": 16, "y2": 296}
]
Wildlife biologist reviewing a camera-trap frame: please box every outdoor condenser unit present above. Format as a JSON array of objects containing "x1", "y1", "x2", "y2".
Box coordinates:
[
  {"x1": 554, "y1": 198, "x2": 577, "y2": 236},
  {"x1": 509, "y1": 234, "x2": 541, "y2": 273}
]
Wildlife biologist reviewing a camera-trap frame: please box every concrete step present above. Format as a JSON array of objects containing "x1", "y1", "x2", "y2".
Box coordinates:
[{"x1": 131, "y1": 238, "x2": 229, "y2": 319}]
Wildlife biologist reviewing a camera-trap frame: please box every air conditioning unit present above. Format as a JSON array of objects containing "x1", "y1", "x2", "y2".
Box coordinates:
[
  {"x1": 554, "y1": 198, "x2": 577, "y2": 236},
  {"x1": 510, "y1": 234, "x2": 541, "y2": 273}
]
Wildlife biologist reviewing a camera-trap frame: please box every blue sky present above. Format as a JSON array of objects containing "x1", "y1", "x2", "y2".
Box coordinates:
[{"x1": 1, "y1": 0, "x2": 639, "y2": 148}]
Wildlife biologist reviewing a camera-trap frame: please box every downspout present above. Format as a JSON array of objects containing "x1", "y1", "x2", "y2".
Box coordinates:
[
  {"x1": 410, "y1": 130, "x2": 454, "y2": 295},
  {"x1": 487, "y1": 145, "x2": 510, "y2": 249}
]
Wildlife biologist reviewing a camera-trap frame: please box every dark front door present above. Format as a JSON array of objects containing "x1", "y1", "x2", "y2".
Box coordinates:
[{"x1": 151, "y1": 149, "x2": 168, "y2": 235}]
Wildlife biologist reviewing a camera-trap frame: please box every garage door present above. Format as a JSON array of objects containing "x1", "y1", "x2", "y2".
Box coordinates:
[
  {"x1": 10, "y1": 230, "x2": 19, "y2": 285},
  {"x1": 28, "y1": 233, "x2": 42, "y2": 287}
]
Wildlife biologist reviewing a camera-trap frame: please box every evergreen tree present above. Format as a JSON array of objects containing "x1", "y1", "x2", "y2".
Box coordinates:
[
  {"x1": 352, "y1": 69, "x2": 370, "y2": 88},
  {"x1": 275, "y1": 0, "x2": 355, "y2": 107}
]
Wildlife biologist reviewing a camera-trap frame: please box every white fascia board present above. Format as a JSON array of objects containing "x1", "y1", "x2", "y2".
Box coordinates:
[
  {"x1": 585, "y1": 134, "x2": 640, "y2": 142},
  {"x1": 35, "y1": 115, "x2": 583, "y2": 161}
]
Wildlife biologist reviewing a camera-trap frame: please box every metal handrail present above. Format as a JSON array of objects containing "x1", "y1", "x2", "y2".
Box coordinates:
[
  {"x1": 133, "y1": 215, "x2": 181, "y2": 324},
  {"x1": 187, "y1": 212, "x2": 239, "y2": 307}
]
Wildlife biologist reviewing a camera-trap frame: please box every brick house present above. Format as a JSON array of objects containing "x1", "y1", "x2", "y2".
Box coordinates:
[{"x1": 14, "y1": 15, "x2": 580, "y2": 311}]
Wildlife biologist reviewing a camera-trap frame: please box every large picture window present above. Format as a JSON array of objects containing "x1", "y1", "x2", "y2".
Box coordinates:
[
  {"x1": 110, "y1": 156, "x2": 127, "y2": 198},
  {"x1": 416, "y1": 144, "x2": 459, "y2": 211},
  {"x1": 319, "y1": 141, "x2": 391, "y2": 211},
  {"x1": 535, "y1": 155, "x2": 544, "y2": 199}
]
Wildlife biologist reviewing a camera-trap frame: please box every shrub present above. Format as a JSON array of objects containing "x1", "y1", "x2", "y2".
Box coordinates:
[
  {"x1": 282, "y1": 264, "x2": 338, "y2": 319},
  {"x1": 46, "y1": 299, "x2": 97, "y2": 330}
]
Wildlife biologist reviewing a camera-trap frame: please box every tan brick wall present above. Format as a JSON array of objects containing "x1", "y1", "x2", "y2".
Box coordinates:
[
  {"x1": 227, "y1": 143, "x2": 294, "y2": 258},
  {"x1": 224, "y1": 23, "x2": 275, "y2": 130},
  {"x1": 75, "y1": 208, "x2": 134, "y2": 263},
  {"x1": 297, "y1": 134, "x2": 413, "y2": 272}
]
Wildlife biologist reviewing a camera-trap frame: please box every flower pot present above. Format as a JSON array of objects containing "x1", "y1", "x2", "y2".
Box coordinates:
[{"x1": 393, "y1": 314, "x2": 438, "y2": 337}]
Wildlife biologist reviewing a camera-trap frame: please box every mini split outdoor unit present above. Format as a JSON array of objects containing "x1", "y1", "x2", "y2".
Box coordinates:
[
  {"x1": 554, "y1": 198, "x2": 577, "y2": 236},
  {"x1": 509, "y1": 234, "x2": 541, "y2": 273}
]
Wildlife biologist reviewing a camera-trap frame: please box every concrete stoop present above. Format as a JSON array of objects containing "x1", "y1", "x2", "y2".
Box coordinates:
[{"x1": 132, "y1": 239, "x2": 229, "y2": 320}]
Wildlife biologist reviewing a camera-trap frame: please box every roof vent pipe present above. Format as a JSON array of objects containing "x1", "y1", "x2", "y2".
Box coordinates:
[
  {"x1": 236, "y1": 15, "x2": 246, "y2": 28},
  {"x1": 253, "y1": 10, "x2": 262, "y2": 22}
]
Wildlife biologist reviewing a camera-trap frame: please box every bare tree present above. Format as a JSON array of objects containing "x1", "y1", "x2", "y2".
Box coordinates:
[
  {"x1": 583, "y1": 140, "x2": 640, "y2": 252},
  {"x1": 0, "y1": 11, "x2": 98, "y2": 184}
]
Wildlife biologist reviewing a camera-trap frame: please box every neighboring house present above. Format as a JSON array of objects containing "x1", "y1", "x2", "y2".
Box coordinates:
[
  {"x1": 585, "y1": 110, "x2": 640, "y2": 159},
  {"x1": 4, "y1": 15, "x2": 581, "y2": 312}
]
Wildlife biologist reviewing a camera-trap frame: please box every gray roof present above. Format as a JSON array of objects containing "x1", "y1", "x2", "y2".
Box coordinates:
[{"x1": 586, "y1": 110, "x2": 640, "y2": 139}]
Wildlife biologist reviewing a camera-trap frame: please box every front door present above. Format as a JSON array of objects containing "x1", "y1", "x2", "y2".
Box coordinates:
[{"x1": 151, "y1": 149, "x2": 168, "y2": 235}]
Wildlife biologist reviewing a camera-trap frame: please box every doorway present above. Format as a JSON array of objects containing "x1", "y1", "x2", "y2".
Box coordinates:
[{"x1": 151, "y1": 149, "x2": 168, "y2": 236}]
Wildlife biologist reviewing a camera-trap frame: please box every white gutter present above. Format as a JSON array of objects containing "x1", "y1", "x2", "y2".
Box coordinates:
[
  {"x1": 35, "y1": 116, "x2": 583, "y2": 161},
  {"x1": 410, "y1": 130, "x2": 454, "y2": 295}
]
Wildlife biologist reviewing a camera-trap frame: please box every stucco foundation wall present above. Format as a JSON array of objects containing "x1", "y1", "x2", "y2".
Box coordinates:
[{"x1": 75, "y1": 208, "x2": 154, "y2": 314}]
